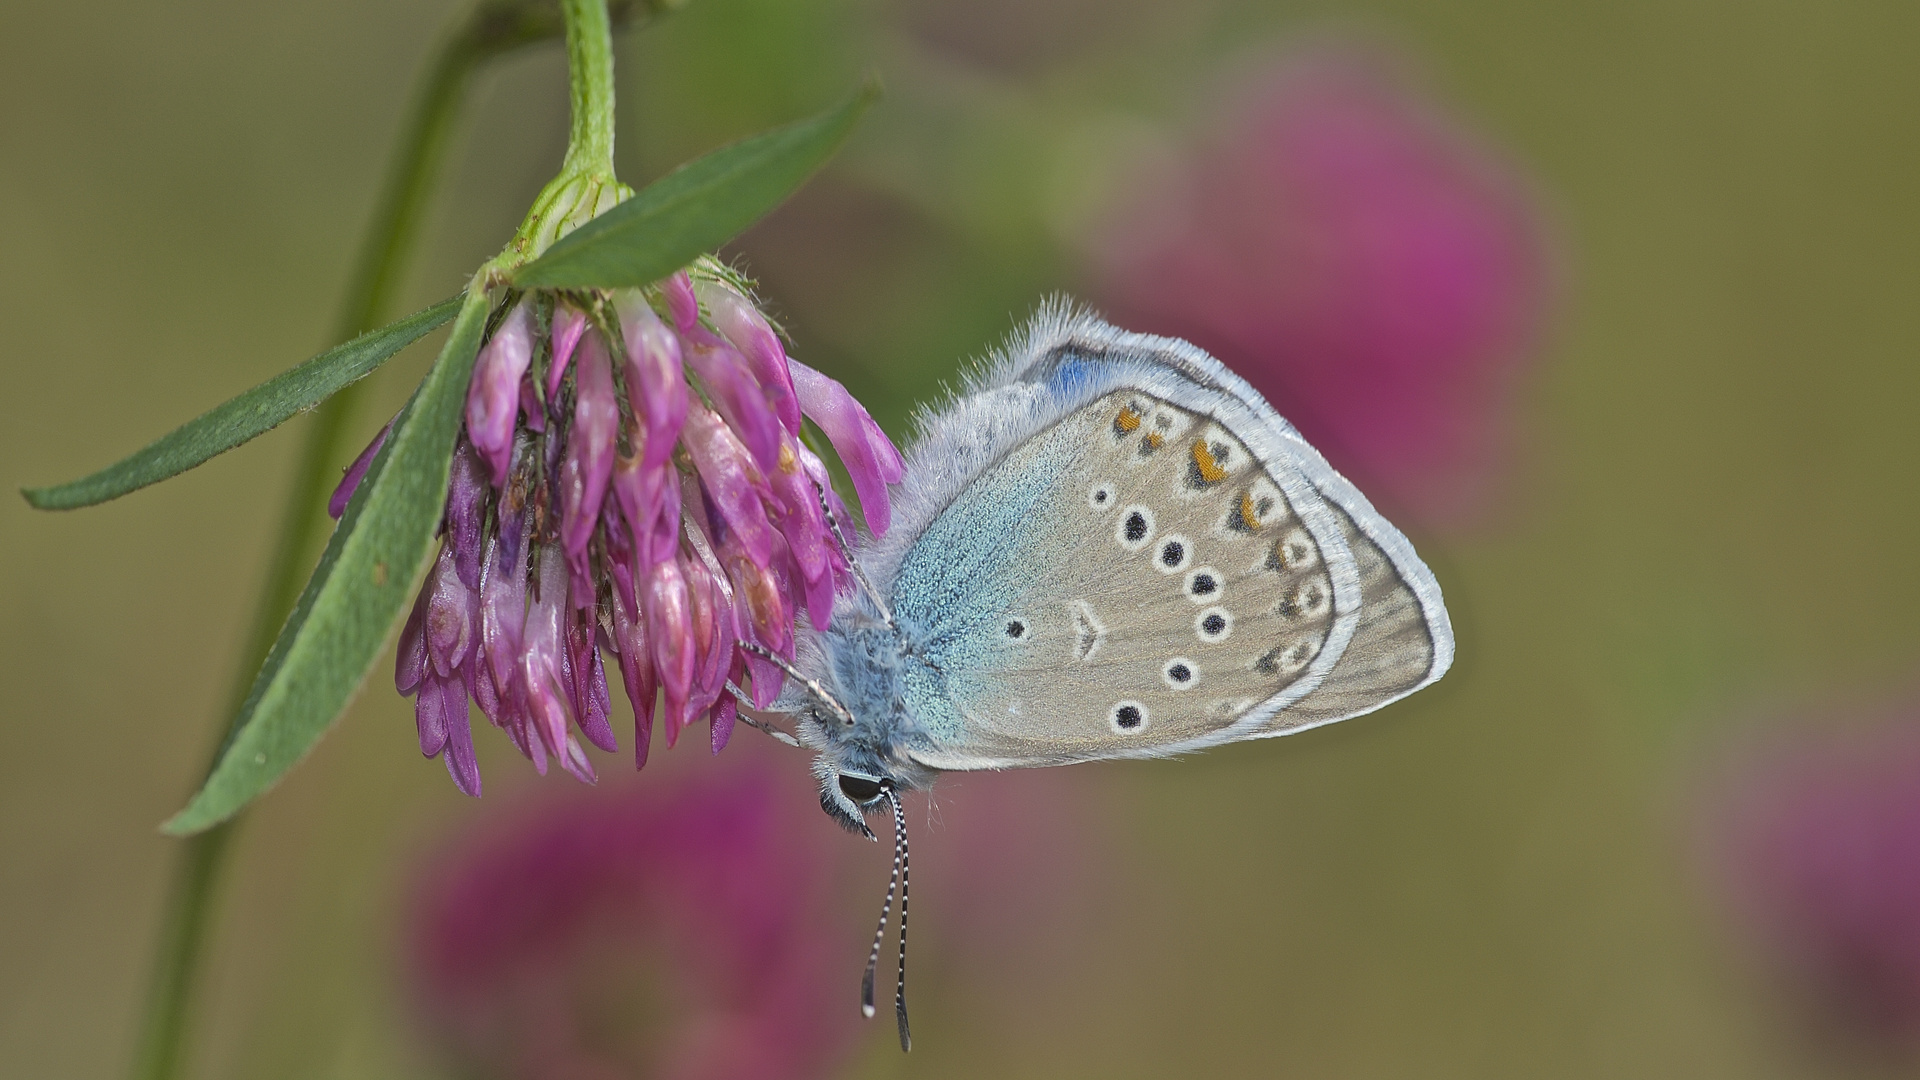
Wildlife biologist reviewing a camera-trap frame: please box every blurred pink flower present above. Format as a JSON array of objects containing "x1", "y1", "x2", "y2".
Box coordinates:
[
  {"x1": 1705, "y1": 702, "x2": 1920, "y2": 1050},
  {"x1": 406, "y1": 760, "x2": 860, "y2": 1080},
  {"x1": 1085, "y1": 46, "x2": 1551, "y2": 526},
  {"x1": 405, "y1": 745, "x2": 1116, "y2": 1076}
]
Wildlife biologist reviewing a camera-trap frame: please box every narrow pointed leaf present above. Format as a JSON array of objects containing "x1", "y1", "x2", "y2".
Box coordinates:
[
  {"x1": 513, "y1": 80, "x2": 879, "y2": 290},
  {"x1": 163, "y1": 287, "x2": 493, "y2": 835},
  {"x1": 22, "y1": 294, "x2": 464, "y2": 511}
]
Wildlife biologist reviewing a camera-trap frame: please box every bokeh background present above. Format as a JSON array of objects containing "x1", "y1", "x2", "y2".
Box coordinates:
[{"x1": 5, "y1": 0, "x2": 1920, "y2": 1077}]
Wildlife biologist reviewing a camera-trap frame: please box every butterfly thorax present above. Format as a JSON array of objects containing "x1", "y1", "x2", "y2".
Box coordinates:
[
  {"x1": 825, "y1": 623, "x2": 915, "y2": 746},
  {"x1": 798, "y1": 616, "x2": 944, "y2": 832}
]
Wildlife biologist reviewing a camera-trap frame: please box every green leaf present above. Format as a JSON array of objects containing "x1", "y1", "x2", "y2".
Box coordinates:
[
  {"x1": 163, "y1": 287, "x2": 493, "y2": 836},
  {"x1": 21, "y1": 294, "x2": 464, "y2": 511},
  {"x1": 513, "y1": 79, "x2": 879, "y2": 290}
]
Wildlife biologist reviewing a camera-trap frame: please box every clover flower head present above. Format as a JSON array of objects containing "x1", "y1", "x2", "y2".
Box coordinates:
[{"x1": 357, "y1": 268, "x2": 902, "y2": 795}]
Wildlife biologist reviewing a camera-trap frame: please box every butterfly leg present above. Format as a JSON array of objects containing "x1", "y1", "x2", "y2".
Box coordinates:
[
  {"x1": 737, "y1": 640, "x2": 857, "y2": 728},
  {"x1": 722, "y1": 683, "x2": 802, "y2": 747}
]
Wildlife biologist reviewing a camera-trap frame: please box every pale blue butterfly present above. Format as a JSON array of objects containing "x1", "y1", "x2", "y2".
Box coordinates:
[{"x1": 750, "y1": 302, "x2": 1453, "y2": 1048}]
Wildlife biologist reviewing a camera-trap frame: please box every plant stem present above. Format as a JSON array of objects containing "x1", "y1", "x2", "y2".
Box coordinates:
[
  {"x1": 126, "y1": 3, "x2": 633, "y2": 1077},
  {"x1": 493, "y1": 0, "x2": 631, "y2": 268},
  {"x1": 560, "y1": 0, "x2": 619, "y2": 178}
]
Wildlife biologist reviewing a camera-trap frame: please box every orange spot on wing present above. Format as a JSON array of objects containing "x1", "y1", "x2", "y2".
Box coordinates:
[
  {"x1": 1143, "y1": 431, "x2": 1164, "y2": 450},
  {"x1": 1191, "y1": 440, "x2": 1229, "y2": 483},
  {"x1": 1239, "y1": 491, "x2": 1262, "y2": 529},
  {"x1": 1115, "y1": 406, "x2": 1142, "y2": 433}
]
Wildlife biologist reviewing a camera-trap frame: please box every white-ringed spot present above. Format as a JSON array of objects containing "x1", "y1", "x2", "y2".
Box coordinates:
[
  {"x1": 1088, "y1": 482, "x2": 1117, "y2": 511},
  {"x1": 1195, "y1": 606, "x2": 1234, "y2": 643},
  {"x1": 1270, "y1": 528, "x2": 1318, "y2": 573},
  {"x1": 1296, "y1": 578, "x2": 1331, "y2": 618},
  {"x1": 1256, "y1": 636, "x2": 1322, "y2": 677},
  {"x1": 1183, "y1": 567, "x2": 1222, "y2": 603},
  {"x1": 1155, "y1": 534, "x2": 1193, "y2": 574},
  {"x1": 1162, "y1": 658, "x2": 1198, "y2": 690},
  {"x1": 1109, "y1": 700, "x2": 1148, "y2": 733},
  {"x1": 1276, "y1": 576, "x2": 1331, "y2": 620},
  {"x1": 1117, "y1": 505, "x2": 1155, "y2": 551},
  {"x1": 1280, "y1": 637, "x2": 1320, "y2": 673}
]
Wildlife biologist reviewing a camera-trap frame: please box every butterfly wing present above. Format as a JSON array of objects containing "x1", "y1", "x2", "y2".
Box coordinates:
[{"x1": 864, "y1": 306, "x2": 1452, "y2": 770}]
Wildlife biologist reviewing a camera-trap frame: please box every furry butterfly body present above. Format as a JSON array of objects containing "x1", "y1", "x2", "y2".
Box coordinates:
[{"x1": 780, "y1": 304, "x2": 1454, "y2": 830}]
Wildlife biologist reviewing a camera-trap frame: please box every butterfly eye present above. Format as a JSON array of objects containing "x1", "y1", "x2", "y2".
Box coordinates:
[{"x1": 838, "y1": 773, "x2": 886, "y2": 804}]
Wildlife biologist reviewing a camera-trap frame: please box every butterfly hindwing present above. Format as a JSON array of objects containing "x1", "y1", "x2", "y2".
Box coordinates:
[
  {"x1": 1248, "y1": 496, "x2": 1445, "y2": 733},
  {"x1": 852, "y1": 305, "x2": 1452, "y2": 772},
  {"x1": 893, "y1": 389, "x2": 1355, "y2": 766}
]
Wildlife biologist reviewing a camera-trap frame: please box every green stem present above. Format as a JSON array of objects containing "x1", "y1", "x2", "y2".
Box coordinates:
[
  {"x1": 126, "y1": 3, "x2": 638, "y2": 1077},
  {"x1": 560, "y1": 0, "x2": 619, "y2": 178},
  {"x1": 494, "y1": 0, "x2": 632, "y2": 270}
]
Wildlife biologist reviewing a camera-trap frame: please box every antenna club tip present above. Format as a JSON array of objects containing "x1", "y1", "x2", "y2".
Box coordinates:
[{"x1": 862, "y1": 1004, "x2": 876, "y2": 1018}]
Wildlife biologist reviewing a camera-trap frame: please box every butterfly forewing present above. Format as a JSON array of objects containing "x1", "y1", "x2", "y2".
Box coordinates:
[{"x1": 892, "y1": 389, "x2": 1354, "y2": 763}]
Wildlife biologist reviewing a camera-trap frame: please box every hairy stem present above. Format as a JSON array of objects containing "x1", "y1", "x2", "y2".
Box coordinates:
[
  {"x1": 560, "y1": 0, "x2": 619, "y2": 178},
  {"x1": 493, "y1": 0, "x2": 632, "y2": 268},
  {"x1": 125, "y1": 3, "x2": 649, "y2": 1077}
]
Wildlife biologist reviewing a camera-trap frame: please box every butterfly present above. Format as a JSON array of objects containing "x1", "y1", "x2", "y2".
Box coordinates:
[{"x1": 753, "y1": 303, "x2": 1453, "y2": 1048}]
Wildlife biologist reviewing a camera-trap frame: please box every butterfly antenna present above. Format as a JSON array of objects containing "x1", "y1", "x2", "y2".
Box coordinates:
[
  {"x1": 891, "y1": 784, "x2": 913, "y2": 1051},
  {"x1": 735, "y1": 641, "x2": 856, "y2": 728},
  {"x1": 813, "y1": 479, "x2": 897, "y2": 632},
  {"x1": 862, "y1": 783, "x2": 912, "y2": 1051}
]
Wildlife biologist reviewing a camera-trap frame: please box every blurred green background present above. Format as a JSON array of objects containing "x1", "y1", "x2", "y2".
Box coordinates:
[{"x1": 4, "y1": 0, "x2": 1919, "y2": 1077}]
